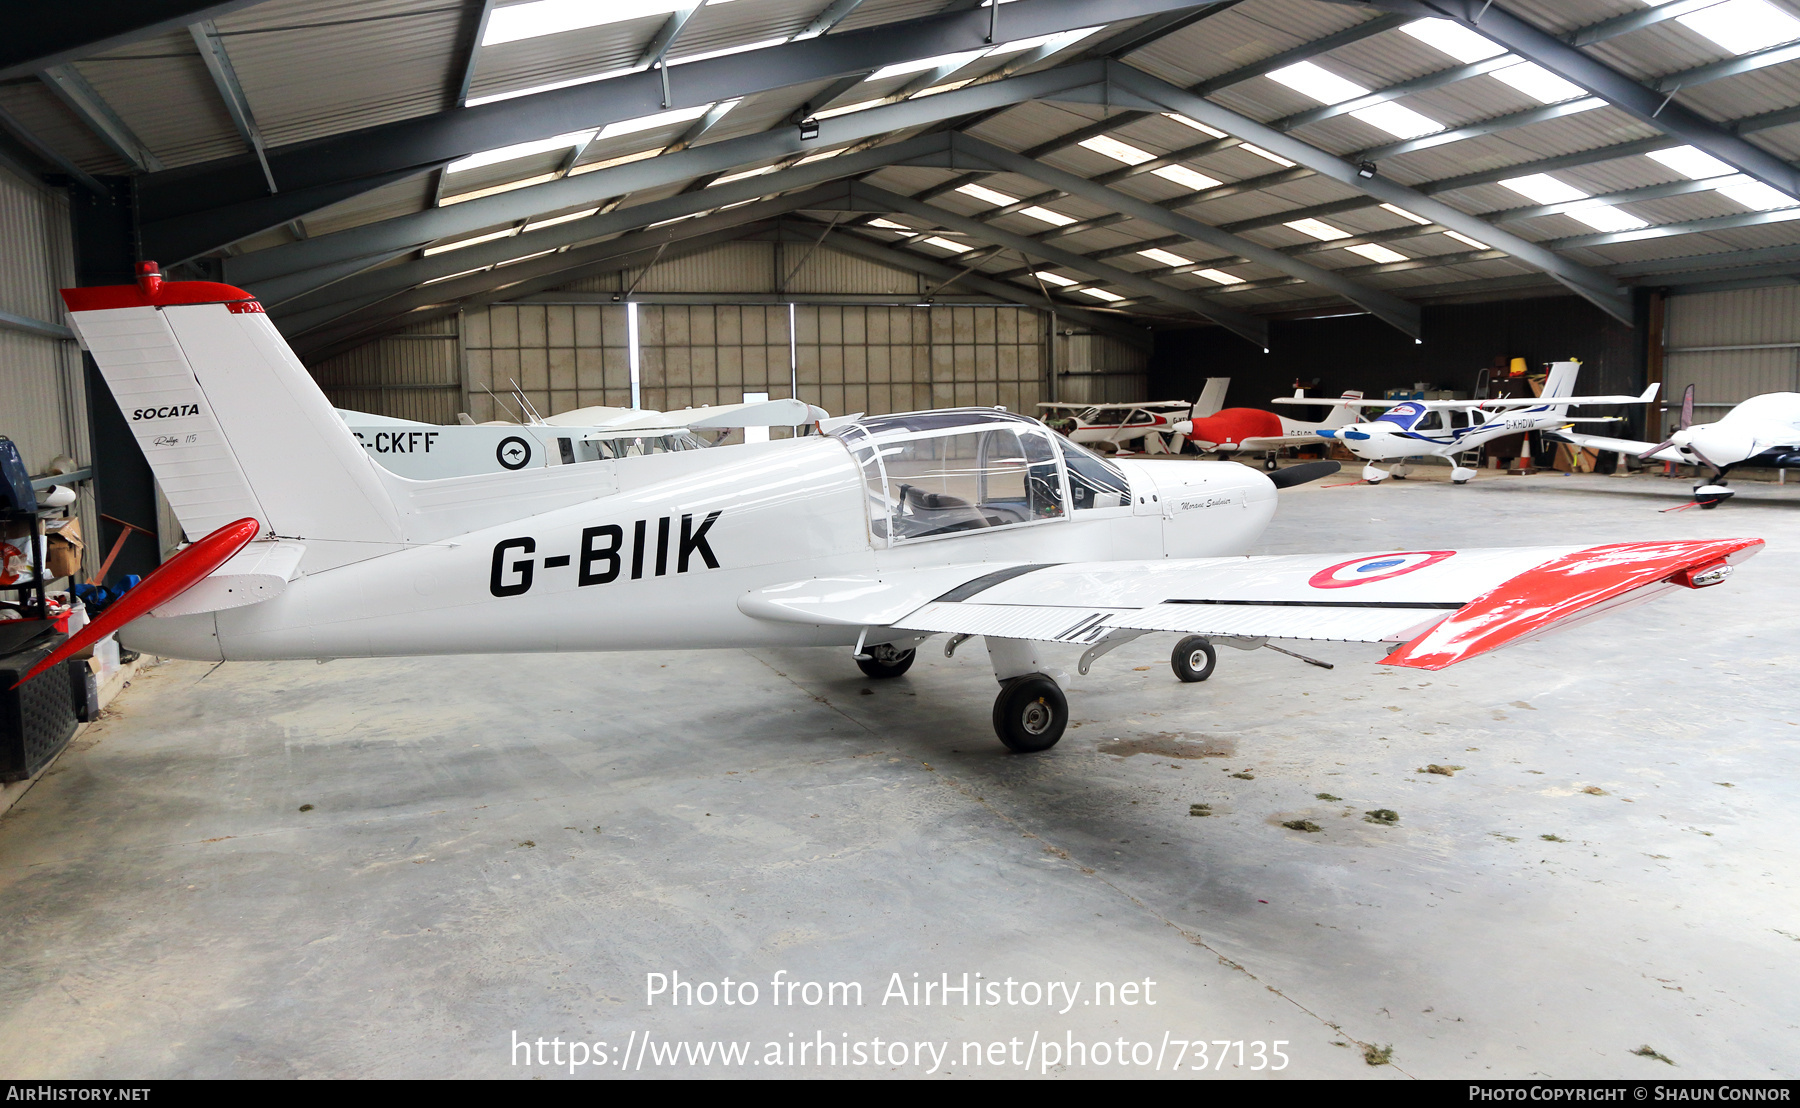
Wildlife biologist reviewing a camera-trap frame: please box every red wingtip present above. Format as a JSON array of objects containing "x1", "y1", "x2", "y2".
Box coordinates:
[
  {"x1": 11, "y1": 518, "x2": 262, "y2": 690},
  {"x1": 1384, "y1": 538, "x2": 1764, "y2": 671}
]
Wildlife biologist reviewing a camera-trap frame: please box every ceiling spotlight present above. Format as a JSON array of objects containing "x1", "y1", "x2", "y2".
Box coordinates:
[
  {"x1": 798, "y1": 117, "x2": 820, "y2": 141},
  {"x1": 1356, "y1": 160, "x2": 1378, "y2": 179}
]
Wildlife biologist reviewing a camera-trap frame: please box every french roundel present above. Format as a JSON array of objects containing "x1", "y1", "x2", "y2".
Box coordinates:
[{"x1": 1308, "y1": 550, "x2": 1456, "y2": 589}]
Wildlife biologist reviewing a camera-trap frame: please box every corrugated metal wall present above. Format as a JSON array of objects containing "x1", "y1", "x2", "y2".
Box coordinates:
[
  {"x1": 1664, "y1": 288, "x2": 1800, "y2": 429},
  {"x1": 310, "y1": 239, "x2": 1150, "y2": 425},
  {"x1": 0, "y1": 163, "x2": 96, "y2": 574}
]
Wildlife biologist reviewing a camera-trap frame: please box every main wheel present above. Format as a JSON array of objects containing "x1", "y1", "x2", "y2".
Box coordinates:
[
  {"x1": 1171, "y1": 636, "x2": 1216, "y2": 683},
  {"x1": 857, "y1": 647, "x2": 915, "y2": 679},
  {"x1": 992, "y1": 674, "x2": 1067, "y2": 753}
]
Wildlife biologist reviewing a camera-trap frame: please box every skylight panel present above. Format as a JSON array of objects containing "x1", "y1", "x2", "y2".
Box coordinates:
[
  {"x1": 466, "y1": 68, "x2": 635, "y2": 107},
  {"x1": 1490, "y1": 62, "x2": 1586, "y2": 104},
  {"x1": 1082, "y1": 288, "x2": 1125, "y2": 302},
  {"x1": 1285, "y1": 218, "x2": 1351, "y2": 240},
  {"x1": 422, "y1": 227, "x2": 518, "y2": 256},
  {"x1": 919, "y1": 236, "x2": 971, "y2": 252},
  {"x1": 1677, "y1": 0, "x2": 1800, "y2": 55},
  {"x1": 867, "y1": 49, "x2": 988, "y2": 82},
  {"x1": 711, "y1": 166, "x2": 778, "y2": 186},
  {"x1": 1444, "y1": 230, "x2": 1489, "y2": 249},
  {"x1": 1500, "y1": 173, "x2": 1589, "y2": 204},
  {"x1": 1349, "y1": 101, "x2": 1441, "y2": 139},
  {"x1": 1239, "y1": 143, "x2": 1295, "y2": 167},
  {"x1": 957, "y1": 183, "x2": 1017, "y2": 206},
  {"x1": 1078, "y1": 135, "x2": 1155, "y2": 165},
  {"x1": 1032, "y1": 271, "x2": 1077, "y2": 286},
  {"x1": 1194, "y1": 268, "x2": 1245, "y2": 285},
  {"x1": 816, "y1": 99, "x2": 884, "y2": 119},
  {"x1": 1153, "y1": 165, "x2": 1221, "y2": 191},
  {"x1": 1568, "y1": 206, "x2": 1649, "y2": 232},
  {"x1": 482, "y1": 0, "x2": 687, "y2": 47},
  {"x1": 423, "y1": 266, "x2": 491, "y2": 285},
  {"x1": 1716, "y1": 177, "x2": 1799, "y2": 210},
  {"x1": 1018, "y1": 206, "x2": 1075, "y2": 226},
  {"x1": 1137, "y1": 248, "x2": 1191, "y2": 266},
  {"x1": 1267, "y1": 61, "x2": 1370, "y2": 105},
  {"x1": 1163, "y1": 114, "x2": 1226, "y2": 137},
  {"x1": 447, "y1": 129, "x2": 596, "y2": 173},
  {"x1": 1381, "y1": 203, "x2": 1433, "y2": 225},
  {"x1": 596, "y1": 103, "x2": 715, "y2": 141},
  {"x1": 522, "y1": 208, "x2": 599, "y2": 232},
  {"x1": 1347, "y1": 243, "x2": 1409, "y2": 264},
  {"x1": 794, "y1": 148, "x2": 845, "y2": 165},
  {"x1": 1648, "y1": 145, "x2": 1737, "y2": 178},
  {"x1": 1400, "y1": 18, "x2": 1508, "y2": 63},
  {"x1": 498, "y1": 249, "x2": 557, "y2": 267},
  {"x1": 986, "y1": 26, "x2": 1102, "y2": 55},
  {"x1": 868, "y1": 218, "x2": 913, "y2": 230}
]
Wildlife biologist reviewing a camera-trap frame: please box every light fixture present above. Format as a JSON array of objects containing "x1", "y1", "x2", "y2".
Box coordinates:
[
  {"x1": 1357, "y1": 161, "x2": 1378, "y2": 179},
  {"x1": 798, "y1": 117, "x2": 820, "y2": 141}
]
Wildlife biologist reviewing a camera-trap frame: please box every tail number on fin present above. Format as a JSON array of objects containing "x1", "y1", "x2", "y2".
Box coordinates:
[{"x1": 489, "y1": 511, "x2": 723, "y2": 597}]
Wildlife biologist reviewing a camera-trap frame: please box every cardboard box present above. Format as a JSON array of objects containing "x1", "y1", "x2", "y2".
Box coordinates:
[{"x1": 44, "y1": 517, "x2": 82, "y2": 579}]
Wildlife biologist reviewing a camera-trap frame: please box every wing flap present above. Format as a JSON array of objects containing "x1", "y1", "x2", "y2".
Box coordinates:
[
  {"x1": 1109, "y1": 603, "x2": 1444, "y2": 642},
  {"x1": 896, "y1": 602, "x2": 1133, "y2": 642}
]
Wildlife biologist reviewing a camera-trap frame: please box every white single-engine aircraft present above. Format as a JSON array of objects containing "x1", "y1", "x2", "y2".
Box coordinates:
[
  {"x1": 340, "y1": 396, "x2": 829, "y2": 480},
  {"x1": 1037, "y1": 378, "x2": 1229, "y2": 453},
  {"x1": 27, "y1": 267, "x2": 1760, "y2": 754},
  {"x1": 1311, "y1": 361, "x2": 1658, "y2": 485},
  {"x1": 1548, "y1": 385, "x2": 1800, "y2": 507}
]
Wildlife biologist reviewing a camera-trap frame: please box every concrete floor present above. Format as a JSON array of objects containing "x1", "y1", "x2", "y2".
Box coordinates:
[{"x1": 1, "y1": 468, "x2": 1796, "y2": 1079}]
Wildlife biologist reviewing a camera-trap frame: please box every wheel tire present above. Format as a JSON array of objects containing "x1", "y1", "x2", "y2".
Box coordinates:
[
  {"x1": 1170, "y1": 636, "x2": 1216, "y2": 683},
  {"x1": 856, "y1": 648, "x2": 916, "y2": 679},
  {"x1": 992, "y1": 674, "x2": 1067, "y2": 753}
]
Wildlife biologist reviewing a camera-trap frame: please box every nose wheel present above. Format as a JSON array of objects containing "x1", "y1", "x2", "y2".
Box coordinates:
[
  {"x1": 992, "y1": 674, "x2": 1067, "y2": 752},
  {"x1": 856, "y1": 645, "x2": 916, "y2": 678}
]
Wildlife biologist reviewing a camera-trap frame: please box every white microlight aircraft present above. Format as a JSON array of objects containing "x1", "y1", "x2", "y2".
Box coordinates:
[
  {"x1": 1312, "y1": 361, "x2": 1658, "y2": 485},
  {"x1": 1547, "y1": 385, "x2": 1800, "y2": 508},
  {"x1": 1037, "y1": 377, "x2": 1229, "y2": 453},
  {"x1": 340, "y1": 395, "x2": 829, "y2": 480},
  {"x1": 28, "y1": 267, "x2": 1759, "y2": 754}
]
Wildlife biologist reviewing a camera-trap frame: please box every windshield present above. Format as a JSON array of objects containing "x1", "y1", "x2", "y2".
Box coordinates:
[{"x1": 1057, "y1": 436, "x2": 1130, "y2": 509}]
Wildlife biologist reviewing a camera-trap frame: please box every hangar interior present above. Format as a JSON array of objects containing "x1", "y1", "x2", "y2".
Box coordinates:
[{"x1": 1, "y1": 0, "x2": 1797, "y2": 1080}]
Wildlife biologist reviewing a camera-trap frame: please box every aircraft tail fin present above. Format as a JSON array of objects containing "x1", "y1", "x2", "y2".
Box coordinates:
[
  {"x1": 62, "y1": 268, "x2": 407, "y2": 572},
  {"x1": 1323, "y1": 390, "x2": 1365, "y2": 428},
  {"x1": 1191, "y1": 377, "x2": 1230, "y2": 419},
  {"x1": 1541, "y1": 360, "x2": 1581, "y2": 401}
]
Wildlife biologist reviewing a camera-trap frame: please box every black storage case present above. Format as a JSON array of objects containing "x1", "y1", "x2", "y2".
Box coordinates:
[{"x1": 0, "y1": 635, "x2": 84, "y2": 782}]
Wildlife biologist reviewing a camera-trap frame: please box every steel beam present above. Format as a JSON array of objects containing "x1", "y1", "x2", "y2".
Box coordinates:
[
  {"x1": 1335, "y1": 0, "x2": 1800, "y2": 200},
  {"x1": 1354, "y1": 98, "x2": 1607, "y2": 163},
  {"x1": 1192, "y1": 13, "x2": 1410, "y2": 95},
  {"x1": 1546, "y1": 207, "x2": 1800, "y2": 252},
  {"x1": 943, "y1": 132, "x2": 1422, "y2": 336},
  {"x1": 1106, "y1": 61, "x2": 1633, "y2": 322},
  {"x1": 853, "y1": 182, "x2": 1268, "y2": 345},
  {"x1": 135, "y1": 0, "x2": 1226, "y2": 257},
  {"x1": 1608, "y1": 242, "x2": 1800, "y2": 279},
  {"x1": 0, "y1": 103, "x2": 106, "y2": 195},
  {"x1": 0, "y1": 0, "x2": 270, "y2": 81},
  {"x1": 38, "y1": 65, "x2": 163, "y2": 172},
  {"x1": 221, "y1": 63, "x2": 1110, "y2": 289},
  {"x1": 188, "y1": 20, "x2": 275, "y2": 193},
  {"x1": 452, "y1": 0, "x2": 497, "y2": 108}
]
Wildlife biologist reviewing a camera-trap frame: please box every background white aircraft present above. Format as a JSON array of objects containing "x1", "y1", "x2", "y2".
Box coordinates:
[
  {"x1": 1038, "y1": 377, "x2": 1229, "y2": 453},
  {"x1": 28, "y1": 271, "x2": 1758, "y2": 755},
  {"x1": 1313, "y1": 361, "x2": 1657, "y2": 485},
  {"x1": 340, "y1": 396, "x2": 829, "y2": 480},
  {"x1": 1548, "y1": 385, "x2": 1800, "y2": 507}
]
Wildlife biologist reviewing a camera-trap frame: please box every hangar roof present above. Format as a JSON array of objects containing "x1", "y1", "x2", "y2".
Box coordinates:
[{"x1": 6, "y1": 0, "x2": 1800, "y2": 356}]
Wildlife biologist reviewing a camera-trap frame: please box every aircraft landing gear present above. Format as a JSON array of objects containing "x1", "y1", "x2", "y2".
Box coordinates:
[
  {"x1": 992, "y1": 674, "x2": 1067, "y2": 752},
  {"x1": 1263, "y1": 452, "x2": 1279, "y2": 472},
  {"x1": 1451, "y1": 465, "x2": 1478, "y2": 484},
  {"x1": 857, "y1": 644, "x2": 916, "y2": 678},
  {"x1": 1171, "y1": 636, "x2": 1216, "y2": 682},
  {"x1": 1694, "y1": 483, "x2": 1734, "y2": 508},
  {"x1": 1389, "y1": 462, "x2": 1412, "y2": 480},
  {"x1": 1362, "y1": 463, "x2": 1389, "y2": 483}
]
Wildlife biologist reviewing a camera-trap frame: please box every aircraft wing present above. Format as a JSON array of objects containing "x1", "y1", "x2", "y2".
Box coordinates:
[
  {"x1": 1545, "y1": 428, "x2": 1682, "y2": 462},
  {"x1": 739, "y1": 539, "x2": 1760, "y2": 671}
]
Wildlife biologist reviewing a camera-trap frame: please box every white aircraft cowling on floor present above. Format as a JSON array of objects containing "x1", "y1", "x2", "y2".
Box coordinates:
[
  {"x1": 1548, "y1": 385, "x2": 1800, "y2": 508},
  {"x1": 1312, "y1": 361, "x2": 1658, "y2": 485},
  {"x1": 37, "y1": 267, "x2": 1761, "y2": 754}
]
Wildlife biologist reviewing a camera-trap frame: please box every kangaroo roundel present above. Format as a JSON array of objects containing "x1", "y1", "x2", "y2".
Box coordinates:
[{"x1": 1308, "y1": 550, "x2": 1456, "y2": 589}]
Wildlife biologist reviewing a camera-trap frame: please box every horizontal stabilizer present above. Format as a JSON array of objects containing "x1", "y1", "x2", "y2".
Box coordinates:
[{"x1": 150, "y1": 540, "x2": 304, "y2": 618}]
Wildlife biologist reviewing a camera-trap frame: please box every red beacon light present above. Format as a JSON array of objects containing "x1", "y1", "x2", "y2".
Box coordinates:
[{"x1": 136, "y1": 260, "x2": 163, "y2": 297}]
